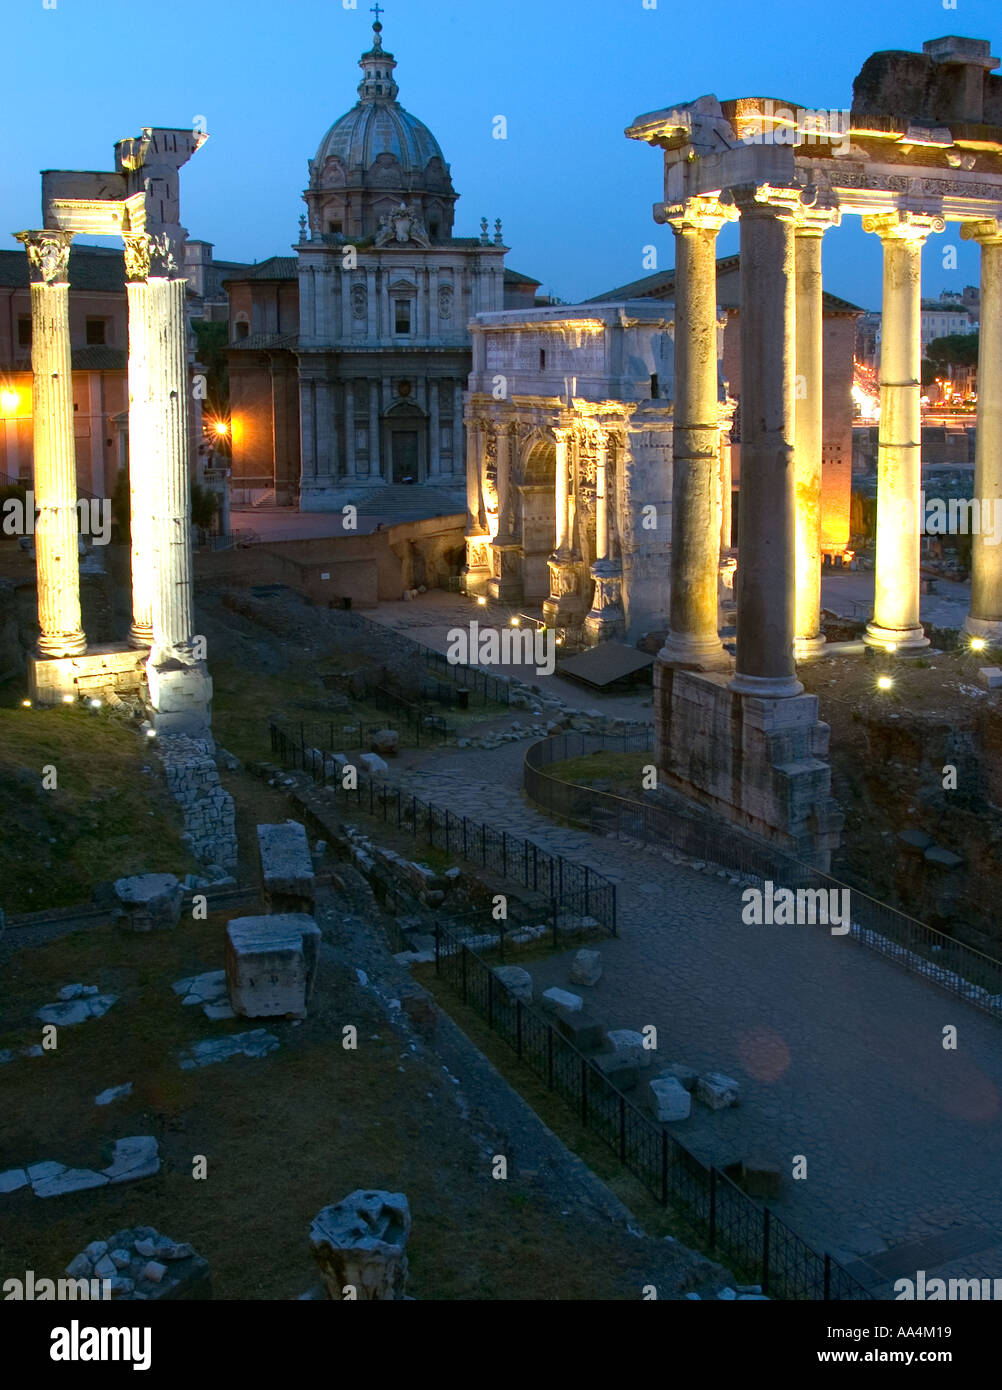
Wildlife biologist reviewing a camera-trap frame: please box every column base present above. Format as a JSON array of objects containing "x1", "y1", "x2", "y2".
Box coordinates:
[
  {"x1": 583, "y1": 559, "x2": 626, "y2": 644},
  {"x1": 657, "y1": 632, "x2": 732, "y2": 673},
  {"x1": 129, "y1": 623, "x2": 154, "y2": 650},
  {"x1": 463, "y1": 534, "x2": 492, "y2": 597},
  {"x1": 37, "y1": 632, "x2": 87, "y2": 659},
  {"x1": 963, "y1": 615, "x2": 1002, "y2": 643},
  {"x1": 488, "y1": 540, "x2": 523, "y2": 604},
  {"x1": 543, "y1": 554, "x2": 584, "y2": 627},
  {"x1": 794, "y1": 633, "x2": 827, "y2": 661},
  {"x1": 729, "y1": 670, "x2": 805, "y2": 697},
  {"x1": 863, "y1": 622, "x2": 929, "y2": 654},
  {"x1": 146, "y1": 658, "x2": 213, "y2": 738}
]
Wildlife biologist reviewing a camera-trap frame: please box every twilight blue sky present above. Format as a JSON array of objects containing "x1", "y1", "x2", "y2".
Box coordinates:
[{"x1": 3, "y1": 0, "x2": 1000, "y2": 309}]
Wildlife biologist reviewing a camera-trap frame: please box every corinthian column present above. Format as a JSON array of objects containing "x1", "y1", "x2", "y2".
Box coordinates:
[
  {"x1": 123, "y1": 233, "x2": 155, "y2": 646},
  {"x1": 137, "y1": 235, "x2": 212, "y2": 734},
  {"x1": 659, "y1": 197, "x2": 735, "y2": 670},
  {"x1": 584, "y1": 428, "x2": 625, "y2": 642},
  {"x1": 15, "y1": 229, "x2": 86, "y2": 659},
  {"x1": 794, "y1": 211, "x2": 838, "y2": 659},
  {"x1": 962, "y1": 218, "x2": 1002, "y2": 642},
  {"x1": 862, "y1": 210, "x2": 942, "y2": 653},
  {"x1": 728, "y1": 185, "x2": 804, "y2": 697},
  {"x1": 543, "y1": 424, "x2": 582, "y2": 625}
]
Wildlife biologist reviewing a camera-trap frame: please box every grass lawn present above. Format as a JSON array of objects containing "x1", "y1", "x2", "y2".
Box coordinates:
[{"x1": 547, "y1": 750, "x2": 651, "y2": 799}]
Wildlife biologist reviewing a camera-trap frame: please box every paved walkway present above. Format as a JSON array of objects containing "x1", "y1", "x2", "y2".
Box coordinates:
[
  {"x1": 822, "y1": 568, "x2": 972, "y2": 629},
  {"x1": 398, "y1": 738, "x2": 1002, "y2": 1291}
]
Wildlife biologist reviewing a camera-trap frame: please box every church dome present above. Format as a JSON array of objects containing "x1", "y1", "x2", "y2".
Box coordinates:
[
  {"x1": 314, "y1": 98, "x2": 446, "y2": 175},
  {"x1": 304, "y1": 16, "x2": 457, "y2": 240}
]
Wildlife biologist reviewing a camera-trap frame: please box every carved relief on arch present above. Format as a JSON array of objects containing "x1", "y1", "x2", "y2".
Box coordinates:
[{"x1": 320, "y1": 157, "x2": 347, "y2": 188}]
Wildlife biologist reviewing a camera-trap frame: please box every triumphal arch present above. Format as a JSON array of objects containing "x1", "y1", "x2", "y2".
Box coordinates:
[{"x1": 625, "y1": 34, "x2": 1002, "y2": 867}]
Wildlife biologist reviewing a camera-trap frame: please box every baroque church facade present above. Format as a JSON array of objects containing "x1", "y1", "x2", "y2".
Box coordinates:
[{"x1": 225, "y1": 18, "x2": 540, "y2": 510}]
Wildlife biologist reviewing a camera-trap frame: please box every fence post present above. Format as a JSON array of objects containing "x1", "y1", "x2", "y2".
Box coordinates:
[
  {"x1": 502, "y1": 831, "x2": 507, "y2": 878},
  {"x1": 445, "y1": 811, "x2": 450, "y2": 854},
  {"x1": 488, "y1": 969, "x2": 494, "y2": 1028},
  {"x1": 516, "y1": 999, "x2": 522, "y2": 1059},
  {"x1": 619, "y1": 1094, "x2": 626, "y2": 1162},
  {"x1": 547, "y1": 1026, "x2": 553, "y2": 1089},
  {"x1": 661, "y1": 1131, "x2": 668, "y2": 1206},
  {"x1": 581, "y1": 1059, "x2": 588, "y2": 1126},
  {"x1": 533, "y1": 842, "x2": 538, "y2": 891},
  {"x1": 762, "y1": 1207, "x2": 771, "y2": 1296},
  {"x1": 397, "y1": 790, "x2": 402, "y2": 829},
  {"x1": 709, "y1": 1166, "x2": 717, "y2": 1249},
  {"x1": 551, "y1": 899, "x2": 558, "y2": 949},
  {"x1": 481, "y1": 824, "x2": 486, "y2": 867},
  {"x1": 585, "y1": 867, "x2": 590, "y2": 916},
  {"x1": 823, "y1": 1253, "x2": 831, "y2": 1302},
  {"x1": 461, "y1": 946, "x2": 468, "y2": 1004},
  {"x1": 369, "y1": 777, "x2": 374, "y2": 814},
  {"x1": 428, "y1": 802, "x2": 434, "y2": 846},
  {"x1": 463, "y1": 816, "x2": 468, "y2": 858}
]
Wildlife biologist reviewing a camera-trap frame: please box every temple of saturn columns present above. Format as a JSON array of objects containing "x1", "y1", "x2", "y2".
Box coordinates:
[
  {"x1": 619, "y1": 33, "x2": 1002, "y2": 867},
  {"x1": 15, "y1": 127, "x2": 213, "y2": 737}
]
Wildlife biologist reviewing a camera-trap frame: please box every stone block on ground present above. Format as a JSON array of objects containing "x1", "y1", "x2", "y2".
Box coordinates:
[
  {"x1": 554, "y1": 1009, "x2": 607, "y2": 1052},
  {"x1": 493, "y1": 965, "x2": 533, "y2": 1004},
  {"x1": 359, "y1": 752, "x2": 389, "y2": 777},
  {"x1": 34, "y1": 1168, "x2": 110, "y2": 1197},
  {"x1": 696, "y1": 1072, "x2": 741, "y2": 1110},
  {"x1": 257, "y1": 821, "x2": 315, "y2": 911},
  {"x1": 226, "y1": 913, "x2": 321, "y2": 1020},
  {"x1": 102, "y1": 1136, "x2": 160, "y2": 1185},
  {"x1": 65, "y1": 1228, "x2": 209, "y2": 1299},
  {"x1": 541, "y1": 987, "x2": 583, "y2": 1015},
  {"x1": 606, "y1": 1029, "x2": 653, "y2": 1067},
  {"x1": 569, "y1": 948, "x2": 603, "y2": 986},
  {"x1": 369, "y1": 729, "x2": 400, "y2": 755},
  {"x1": 113, "y1": 873, "x2": 183, "y2": 931},
  {"x1": 310, "y1": 1190, "x2": 411, "y2": 1300},
  {"x1": 648, "y1": 1076, "x2": 692, "y2": 1123},
  {"x1": 978, "y1": 666, "x2": 1002, "y2": 690}
]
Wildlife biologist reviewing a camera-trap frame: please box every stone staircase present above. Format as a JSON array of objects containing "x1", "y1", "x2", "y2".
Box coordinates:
[{"x1": 347, "y1": 484, "x2": 465, "y2": 520}]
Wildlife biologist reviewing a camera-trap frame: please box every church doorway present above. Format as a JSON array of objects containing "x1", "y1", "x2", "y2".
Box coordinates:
[{"x1": 392, "y1": 429, "x2": 419, "y2": 484}]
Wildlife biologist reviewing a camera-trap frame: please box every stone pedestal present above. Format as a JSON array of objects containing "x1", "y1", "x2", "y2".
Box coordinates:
[
  {"x1": 462, "y1": 533, "x2": 492, "y2": 596},
  {"x1": 963, "y1": 221, "x2": 1002, "y2": 642},
  {"x1": 654, "y1": 665, "x2": 843, "y2": 869},
  {"x1": 487, "y1": 541, "x2": 523, "y2": 603},
  {"x1": 225, "y1": 913, "x2": 321, "y2": 1020},
  {"x1": 583, "y1": 558, "x2": 625, "y2": 643},
  {"x1": 257, "y1": 820, "x2": 315, "y2": 913},
  {"x1": 542, "y1": 555, "x2": 583, "y2": 626},
  {"x1": 863, "y1": 212, "x2": 941, "y2": 654},
  {"x1": 28, "y1": 642, "x2": 148, "y2": 704},
  {"x1": 15, "y1": 230, "x2": 86, "y2": 668}
]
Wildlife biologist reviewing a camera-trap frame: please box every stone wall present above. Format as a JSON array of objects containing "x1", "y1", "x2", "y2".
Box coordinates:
[{"x1": 157, "y1": 735, "x2": 237, "y2": 871}]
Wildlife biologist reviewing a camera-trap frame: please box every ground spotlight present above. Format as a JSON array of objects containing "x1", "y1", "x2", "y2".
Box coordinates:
[
  {"x1": 877, "y1": 675, "x2": 893, "y2": 691},
  {"x1": 971, "y1": 636, "x2": 986, "y2": 652}
]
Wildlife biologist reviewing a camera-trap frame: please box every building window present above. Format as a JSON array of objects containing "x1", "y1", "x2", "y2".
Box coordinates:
[
  {"x1": 85, "y1": 318, "x2": 107, "y2": 346},
  {"x1": 235, "y1": 321, "x2": 249, "y2": 340},
  {"x1": 539, "y1": 349, "x2": 546, "y2": 369},
  {"x1": 328, "y1": 220, "x2": 343, "y2": 234},
  {"x1": 394, "y1": 299, "x2": 411, "y2": 335},
  {"x1": 650, "y1": 373, "x2": 659, "y2": 398},
  {"x1": 17, "y1": 316, "x2": 31, "y2": 348}
]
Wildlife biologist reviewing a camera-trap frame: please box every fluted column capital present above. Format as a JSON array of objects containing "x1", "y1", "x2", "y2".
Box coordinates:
[
  {"x1": 723, "y1": 182, "x2": 805, "y2": 221},
  {"x1": 657, "y1": 195, "x2": 738, "y2": 235},
  {"x1": 15, "y1": 229, "x2": 74, "y2": 285},
  {"x1": 961, "y1": 217, "x2": 1002, "y2": 246}
]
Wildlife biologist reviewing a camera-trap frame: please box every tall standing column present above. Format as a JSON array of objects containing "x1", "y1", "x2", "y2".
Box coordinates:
[
  {"x1": 15, "y1": 230, "x2": 86, "y2": 659},
  {"x1": 489, "y1": 424, "x2": 521, "y2": 601},
  {"x1": 862, "y1": 211, "x2": 941, "y2": 652},
  {"x1": 369, "y1": 380, "x2": 381, "y2": 480},
  {"x1": 584, "y1": 427, "x2": 625, "y2": 642},
  {"x1": 344, "y1": 380, "x2": 356, "y2": 480},
  {"x1": 962, "y1": 218, "x2": 1002, "y2": 641},
  {"x1": 135, "y1": 237, "x2": 212, "y2": 734},
  {"x1": 553, "y1": 426, "x2": 570, "y2": 555},
  {"x1": 543, "y1": 424, "x2": 582, "y2": 624},
  {"x1": 659, "y1": 198, "x2": 733, "y2": 670},
  {"x1": 429, "y1": 377, "x2": 440, "y2": 479},
  {"x1": 124, "y1": 235, "x2": 156, "y2": 645},
  {"x1": 793, "y1": 214, "x2": 837, "y2": 658},
  {"x1": 729, "y1": 185, "x2": 804, "y2": 697}
]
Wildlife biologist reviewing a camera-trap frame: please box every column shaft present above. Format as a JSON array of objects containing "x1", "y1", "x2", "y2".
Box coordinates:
[
  {"x1": 965, "y1": 231, "x2": 1002, "y2": 636},
  {"x1": 661, "y1": 209, "x2": 728, "y2": 668},
  {"x1": 369, "y1": 380, "x2": 381, "y2": 479},
  {"x1": 429, "y1": 377, "x2": 440, "y2": 478},
  {"x1": 595, "y1": 433, "x2": 608, "y2": 561},
  {"x1": 345, "y1": 382, "x2": 356, "y2": 479},
  {"x1": 864, "y1": 219, "x2": 931, "y2": 651},
  {"x1": 794, "y1": 228, "x2": 825, "y2": 656},
  {"x1": 494, "y1": 427, "x2": 511, "y2": 542},
  {"x1": 29, "y1": 274, "x2": 86, "y2": 658},
  {"x1": 731, "y1": 194, "x2": 803, "y2": 696},
  {"x1": 127, "y1": 281, "x2": 155, "y2": 645},
  {"x1": 553, "y1": 429, "x2": 569, "y2": 554}
]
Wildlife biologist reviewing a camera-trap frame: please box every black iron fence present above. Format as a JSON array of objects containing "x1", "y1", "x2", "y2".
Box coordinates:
[
  {"x1": 269, "y1": 721, "x2": 617, "y2": 933},
  {"x1": 335, "y1": 610, "x2": 510, "y2": 707},
  {"x1": 433, "y1": 919, "x2": 872, "y2": 1301},
  {"x1": 525, "y1": 732, "x2": 1002, "y2": 1016}
]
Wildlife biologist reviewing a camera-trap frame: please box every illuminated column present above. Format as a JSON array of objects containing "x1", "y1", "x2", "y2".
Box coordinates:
[
  {"x1": 962, "y1": 219, "x2": 1002, "y2": 641},
  {"x1": 544, "y1": 425, "x2": 582, "y2": 624},
  {"x1": 489, "y1": 424, "x2": 521, "y2": 601},
  {"x1": 15, "y1": 230, "x2": 86, "y2": 659},
  {"x1": 123, "y1": 233, "x2": 155, "y2": 647},
  {"x1": 794, "y1": 214, "x2": 838, "y2": 659},
  {"x1": 493, "y1": 425, "x2": 512, "y2": 543},
  {"x1": 584, "y1": 428, "x2": 625, "y2": 642},
  {"x1": 729, "y1": 185, "x2": 804, "y2": 697},
  {"x1": 139, "y1": 238, "x2": 212, "y2": 735},
  {"x1": 659, "y1": 198, "x2": 732, "y2": 670},
  {"x1": 369, "y1": 380, "x2": 380, "y2": 479},
  {"x1": 465, "y1": 418, "x2": 483, "y2": 528},
  {"x1": 862, "y1": 211, "x2": 942, "y2": 652}
]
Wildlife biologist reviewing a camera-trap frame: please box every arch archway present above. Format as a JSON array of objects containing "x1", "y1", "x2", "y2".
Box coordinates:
[{"x1": 519, "y1": 435, "x2": 557, "y2": 600}]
